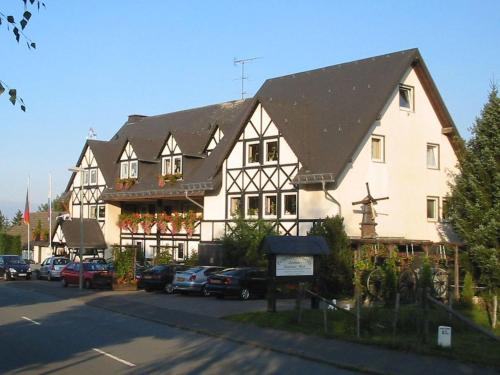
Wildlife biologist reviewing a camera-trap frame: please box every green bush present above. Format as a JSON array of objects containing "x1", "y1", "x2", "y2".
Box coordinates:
[
  {"x1": 112, "y1": 245, "x2": 136, "y2": 284},
  {"x1": 462, "y1": 272, "x2": 475, "y2": 308},
  {"x1": 154, "y1": 250, "x2": 173, "y2": 265},
  {"x1": 184, "y1": 252, "x2": 199, "y2": 267},
  {"x1": 222, "y1": 215, "x2": 276, "y2": 267},
  {"x1": 308, "y1": 216, "x2": 353, "y2": 297},
  {"x1": 382, "y1": 256, "x2": 398, "y2": 305},
  {"x1": 419, "y1": 256, "x2": 433, "y2": 292},
  {"x1": 0, "y1": 233, "x2": 21, "y2": 255}
]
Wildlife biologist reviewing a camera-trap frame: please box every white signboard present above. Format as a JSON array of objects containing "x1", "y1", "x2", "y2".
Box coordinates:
[
  {"x1": 437, "y1": 326, "x2": 452, "y2": 348},
  {"x1": 276, "y1": 255, "x2": 314, "y2": 276}
]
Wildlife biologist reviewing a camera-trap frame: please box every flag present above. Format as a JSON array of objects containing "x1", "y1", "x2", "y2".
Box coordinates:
[{"x1": 23, "y1": 189, "x2": 30, "y2": 224}]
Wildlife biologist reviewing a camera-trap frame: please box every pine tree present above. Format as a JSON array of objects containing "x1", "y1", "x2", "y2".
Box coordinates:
[
  {"x1": 448, "y1": 85, "x2": 499, "y2": 326},
  {"x1": 0, "y1": 210, "x2": 8, "y2": 232},
  {"x1": 10, "y1": 209, "x2": 23, "y2": 227}
]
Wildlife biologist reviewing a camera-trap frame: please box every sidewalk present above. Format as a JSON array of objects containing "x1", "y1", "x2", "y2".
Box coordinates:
[{"x1": 85, "y1": 293, "x2": 498, "y2": 375}]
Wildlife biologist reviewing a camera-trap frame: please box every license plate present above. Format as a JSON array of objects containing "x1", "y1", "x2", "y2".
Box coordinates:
[
  {"x1": 144, "y1": 275, "x2": 152, "y2": 279},
  {"x1": 18, "y1": 273, "x2": 26, "y2": 277},
  {"x1": 211, "y1": 279, "x2": 221, "y2": 284},
  {"x1": 177, "y1": 277, "x2": 185, "y2": 282}
]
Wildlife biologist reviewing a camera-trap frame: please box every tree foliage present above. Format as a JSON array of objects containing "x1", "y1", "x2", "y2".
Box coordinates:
[
  {"x1": 0, "y1": 210, "x2": 9, "y2": 232},
  {"x1": 308, "y1": 216, "x2": 353, "y2": 297},
  {"x1": 448, "y1": 85, "x2": 500, "y2": 292},
  {"x1": 222, "y1": 216, "x2": 277, "y2": 267},
  {"x1": 37, "y1": 194, "x2": 67, "y2": 212},
  {"x1": 0, "y1": 0, "x2": 45, "y2": 111},
  {"x1": 10, "y1": 209, "x2": 23, "y2": 227}
]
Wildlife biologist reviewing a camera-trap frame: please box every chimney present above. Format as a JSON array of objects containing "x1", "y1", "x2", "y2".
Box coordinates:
[{"x1": 128, "y1": 114, "x2": 147, "y2": 124}]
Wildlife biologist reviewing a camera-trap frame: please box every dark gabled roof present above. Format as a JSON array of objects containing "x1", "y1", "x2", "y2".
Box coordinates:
[
  {"x1": 7, "y1": 211, "x2": 59, "y2": 248},
  {"x1": 186, "y1": 48, "x2": 460, "y2": 186},
  {"x1": 57, "y1": 219, "x2": 106, "y2": 249},
  {"x1": 260, "y1": 235, "x2": 330, "y2": 255}
]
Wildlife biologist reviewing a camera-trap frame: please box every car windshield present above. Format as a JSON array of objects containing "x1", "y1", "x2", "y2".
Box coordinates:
[
  {"x1": 54, "y1": 258, "x2": 69, "y2": 265},
  {"x1": 4, "y1": 256, "x2": 25, "y2": 265},
  {"x1": 84, "y1": 263, "x2": 108, "y2": 271},
  {"x1": 150, "y1": 266, "x2": 166, "y2": 272},
  {"x1": 182, "y1": 267, "x2": 203, "y2": 274}
]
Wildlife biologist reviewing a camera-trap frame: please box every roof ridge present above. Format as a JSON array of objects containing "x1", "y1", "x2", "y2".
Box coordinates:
[{"x1": 263, "y1": 48, "x2": 419, "y2": 83}]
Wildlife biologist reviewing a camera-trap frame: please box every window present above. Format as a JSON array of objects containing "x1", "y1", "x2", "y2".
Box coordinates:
[
  {"x1": 426, "y1": 197, "x2": 438, "y2": 220},
  {"x1": 98, "y1": 206, "x2": 105, "y2": 219},
  {"x1": 399, "y1": 85, "x2": 413, "y2": 110},
  {"x1": 442, "y1": 198, "x2": 449, "y2": 221},
  {"x1": 371, "y1": 135, "x2": 385, "y2": 162},
  {"x1": 265, "y1": 140, "x2": 278, "y2": 163},
  {"x1": 129, "y1": 160, "x2": 138, "y2": 178},
  {"x1": 264, "y1": 194, "x2": 277, "y2": 217},
  {"x1": 90, "y1": 169, "x2": 97, "y2": 185},
  {"x1": 173, "y1": 156, "x2": 182, "y2": 175},
  {"x1": 162, "y1": 157, "x2": 172, "y2": 175},
  {"x1": 120, "y1": 162, "x2": 129, "y2": 179},
  {"x1": 83, "y1": 170, "x2": 89, "y2": 185},
  {"x1": 247, "y1": 142, "x2": 260, "y2": 164},
  {"x1": 246, "y1": 195, "x2": 259, "y2": 217},
  {"x1": 229, "y1": 196, "x2": 241, "y2": 217},
  {"x1": 426, "y1": 144, "x2": 439, "y2": 169},
  {"x1": 89, "y1": 205, "x2": 97, "y2": 219},
  {"x1": 283, "y1": 193, "x2": 297, "y2": 216},
  {"x1": 177, "y1": 243, "x2": 184, "y2": 259}
]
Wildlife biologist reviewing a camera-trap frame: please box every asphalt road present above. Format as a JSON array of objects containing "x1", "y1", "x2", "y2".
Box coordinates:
[{"x1": 0, "y1": 282, "x2": 359, "y2": 375}]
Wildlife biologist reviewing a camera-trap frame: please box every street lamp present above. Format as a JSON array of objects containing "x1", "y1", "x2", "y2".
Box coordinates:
[{"x1": 68, "y1": 167, "x2": 85, "y2": 291}]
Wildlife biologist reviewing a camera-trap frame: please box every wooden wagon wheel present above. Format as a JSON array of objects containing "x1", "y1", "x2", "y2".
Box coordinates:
[
  {"x1": 366, "y1": 267, "x2": 385, "y2": 301},
  {"x1": 398, "y1": 269, "x2": 417, "y2": 303},
  {"x1": 432, "y1": 268, "x2": 448, "y2": 299}
]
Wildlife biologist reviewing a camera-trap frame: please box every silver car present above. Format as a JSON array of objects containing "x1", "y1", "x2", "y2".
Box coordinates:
[
  {"x1": 38, "y1": 257, "x2": 70, "y2": 281},
  {"x1": 173, "y1": 266, "x2": 224, "y2": 296}
]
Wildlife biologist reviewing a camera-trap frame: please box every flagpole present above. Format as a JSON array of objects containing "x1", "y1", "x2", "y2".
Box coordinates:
[
  {"x1": 27, "y1": 176, "x2": 30, "y2": 261},
  {"x1": 49, "y1": 174, "x2": 52, "y2": 253}
]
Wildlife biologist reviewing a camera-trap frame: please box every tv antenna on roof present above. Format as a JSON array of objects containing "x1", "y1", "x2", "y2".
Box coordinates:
[
  {"x1": 87, "y1": 127, "x2": 97, "y2": 140},
  {"x1": 234, "y1": 56, "x2": 262, "y2": 100}
]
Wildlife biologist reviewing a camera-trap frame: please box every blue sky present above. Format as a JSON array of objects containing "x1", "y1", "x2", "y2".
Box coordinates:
[{"x1": 0, "y1": 0, "x2": 499, "y2": 219}]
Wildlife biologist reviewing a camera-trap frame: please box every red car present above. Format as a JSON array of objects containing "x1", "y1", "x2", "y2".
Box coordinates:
[{"x1": 61, "y1": 262, "x2": 113, "y2": 289}]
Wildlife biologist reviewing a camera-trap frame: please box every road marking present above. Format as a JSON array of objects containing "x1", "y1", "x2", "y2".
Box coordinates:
[
  {"x1": 21, "y1": 316, "x2": 41, "y2": 325},
  {"x1": 92, "y1": 348, "x2": 136, "y2": 367}
]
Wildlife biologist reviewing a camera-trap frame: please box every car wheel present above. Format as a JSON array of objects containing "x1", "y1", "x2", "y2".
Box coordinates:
[
  {"x1": 240, "y1": 288, "x2": 250, "y2": 300},
  {"x1": 84, "y1": 279, "x2": 92, "y2": 289},
  {"x1": 201, "y1": 285, "x2": 211, "y2": 297},
  {"x1": 47, "y1": 272, "x2": 52, "y2": 282},
  {"x1": 26, "y1": 275, "x2": 31, "y2": 280},
  {"x1": 164, "y1": 283, "x2": 174, "y2": 294},
  {"x1": 62, "y1": 278, "x2": 68, "y2": 288}
]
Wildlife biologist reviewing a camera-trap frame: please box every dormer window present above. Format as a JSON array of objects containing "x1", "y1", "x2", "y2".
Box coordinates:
[
  {"x1": 399, "y1": 85, "x2": 414, "y2": 111},
  {"x1": 120, "y1": 162, "x2": 129, "y2": 179},
  {"x1": 173, "y1": 156, "x2": 182, "y2": 174},
  {"x1": 119, "y1": 142, "x2": 138, "y2": 180},
  {"x1": 162, "y1": 157, "x2": 172, "y2": 175},
  {"x1": 129, "y1": 160, "x2": 138, "y2": 178},
  {"x1": 160, "y1": 134, "x2": 183, "y2": 179}
]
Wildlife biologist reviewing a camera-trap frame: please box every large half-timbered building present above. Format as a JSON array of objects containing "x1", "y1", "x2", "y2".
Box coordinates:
[{"x1": 54, "y1": 49, "x2": 461, "y2": 260}]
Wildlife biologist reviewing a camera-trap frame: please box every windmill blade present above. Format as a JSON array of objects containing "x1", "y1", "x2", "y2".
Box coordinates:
[
  {"x1": 365, "y1": 182, "x2": 371, "y2": 197},
  {"x1": 373, "y1": 196, "x2": 389, "y2": 202},
  {"x1": 371, "y1": 205, "x2": 377, "y2": 219},
  {"x1": 352, "y1": 199, "x2": 366, "y2": 205}
]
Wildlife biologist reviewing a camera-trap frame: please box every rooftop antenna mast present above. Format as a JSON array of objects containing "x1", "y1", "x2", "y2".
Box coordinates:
[
  {"x1": 87, "y1": 127, "x2": 97, "y2": 140},
  {"x1": 234, "y1": 56, "x2": 261, "y2": 100}
]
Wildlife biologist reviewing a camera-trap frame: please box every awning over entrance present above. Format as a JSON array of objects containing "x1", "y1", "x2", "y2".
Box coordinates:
[
  {"x1": 260, "y1": 236, "x2": 330, "y2": 255},
  {"x1": 57, "y1": 219, "x2": 107, "y2": 249}
]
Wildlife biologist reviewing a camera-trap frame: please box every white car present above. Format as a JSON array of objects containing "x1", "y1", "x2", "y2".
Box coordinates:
[{"x1": 38, "y1": 257, "x2": 70, "y2": 281}]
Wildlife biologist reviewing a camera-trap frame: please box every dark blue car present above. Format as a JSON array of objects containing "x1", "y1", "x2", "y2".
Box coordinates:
[{"x1": 0, "y1": 255, "x2": 32, "y2": 280}]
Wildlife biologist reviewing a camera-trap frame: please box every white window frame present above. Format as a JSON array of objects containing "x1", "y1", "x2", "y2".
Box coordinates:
[
  {"x1": 282, "y1": 193, "x2": 297, "y2": 217},
  {"x1": 426, "y1": 143, "x2": 440, "y2": 169},
  {"x1": 228, "y1": 196, "x2": 241, "y2": 217},
  {"x1": 89, "y1": 205, "x2": 97, "y2": 219},
  {"x1": 129, "y1": 160, "x2": 138, "y2": 179},
  {"x1": 441, "y1": 198, "x2": 449, "y2": 222},
  {"x1": 263, "y1": 194, "x2": 277, "y2": 218},
  {"x1": 173, "y1": 156, "x2": 183, "y2": 175},
  {"x1": 120, "y1": 161, "x2": 129, "y2": 179},
  {"x1": 371, "y1": 135, "x2": 385, "y2": 163},
  {"x1": 246, "y1": 194, "x2": 259, "y2": 218},
  {"x1": 89, "y1": 168, "x2": 98, "y2": 185},
  {"x1": 83, "y1": 170, "x2": 90, "y2": 186},
  {"x1": 98, "y1": 205, "x2": 105, "y2": 219},
  {"x1": 162, "y1": 156, "x2": 172, "y2": 176},
  {"x1": 246, "y1": 141, "x2": 260, "y2": 166},
  {"x1": 399, "y1": 84, "x2": 414, "y2": 111},
  {"x1": 426, "y1": 196, "x2": 439, "y2": 221},
  {"x1": 264, "y1": 139, "x2": 279, "y2": 164}
]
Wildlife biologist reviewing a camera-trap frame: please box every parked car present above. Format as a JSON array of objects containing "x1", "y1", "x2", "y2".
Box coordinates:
[
  {"x1": 60, "y1": 262, "x2": 113, "y2": 289},
  {"x1": 173, "y1": 266, "x2": 224, "y2": 296},
  {"x1": 38, "y1": 257, "x2": 70, "y2": 281},
  {"x1": 140, "y1": 264, "x2": 189, "y2": 293},
  {"x1": 206, "y1": 268, "x2": 268, "y2": 300},
  {"x1": 0, "y1": 255, "x2": 32, "y2": 280}
]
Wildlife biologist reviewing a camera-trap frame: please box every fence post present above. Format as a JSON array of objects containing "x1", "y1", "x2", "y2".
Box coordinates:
[
  {"x1": 356, "y1": 285, "x2": 361, "y2": 339},
  {"x1": 392, "y1": 292, "x2": 400, "y2": 339},
  {"x1": 448, "y1": 274, "x2": 453, "y2": 323},
  {"x1": 295, "y1": 282, "x2": 304, "y2": 323}
]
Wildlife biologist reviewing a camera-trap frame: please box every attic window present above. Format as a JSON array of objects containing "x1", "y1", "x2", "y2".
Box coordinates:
[
  {"x1": 247, "y1": 142, "x2": 260, "y2": 165},
  {"x1": 265, "y1": 140, "x2": 278, "y2": 163},
  {"x1": 173, "y1": 156, "x2": 182, "y2": 175},
  {"x1": 399, "y1": 85, "x2": 413, "y2": 110}
]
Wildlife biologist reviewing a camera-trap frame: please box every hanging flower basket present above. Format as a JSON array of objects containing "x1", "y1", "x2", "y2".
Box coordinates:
[
  {"x1": 171, "y1": 212, "x2": 183, "y2": 234},
  {"x1": 158, "y1": 175, "x2": 166, "y2": 188},
  {"x1": 115, "y1": 180, "x2": 124, "y2": 191},
  {"x1": 140, "y1": 213, "x2": 155, "y2": 235},
  {"x1": 184, "y1": 210, "x2": 197, "y2": 237},
  {"x1": 156, "y1": 213, "x2": 170, "y2": 234}
]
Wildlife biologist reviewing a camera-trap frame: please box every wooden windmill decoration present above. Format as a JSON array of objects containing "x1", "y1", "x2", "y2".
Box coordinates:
[{"x1": 352, "y1": 183, "x2": 389, "y2": 239}]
